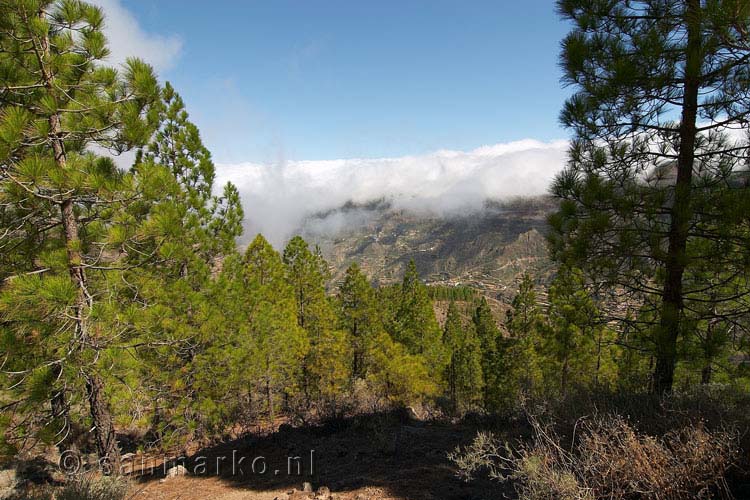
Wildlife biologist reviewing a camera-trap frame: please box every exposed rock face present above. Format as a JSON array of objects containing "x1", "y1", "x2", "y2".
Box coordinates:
[{"x1": 300, "y1": 196, "x2": 556, "y2": 302}]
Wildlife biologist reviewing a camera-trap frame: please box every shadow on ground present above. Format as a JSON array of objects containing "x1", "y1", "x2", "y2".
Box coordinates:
[{"x1": 133, "y1": 410, "x2": 518, "y2": 499}]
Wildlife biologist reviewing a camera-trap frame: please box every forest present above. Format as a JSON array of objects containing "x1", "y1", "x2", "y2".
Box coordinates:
[{"x1": 1, "y1": 0, "x2": 750, "y2": 499}]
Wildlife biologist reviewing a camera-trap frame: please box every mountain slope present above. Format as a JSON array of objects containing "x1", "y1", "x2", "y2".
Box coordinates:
[{"x1": 299, "y1": 196, "x2": 557, "y2": 302}]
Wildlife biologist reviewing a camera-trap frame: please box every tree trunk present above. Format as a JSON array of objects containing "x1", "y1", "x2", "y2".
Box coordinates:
[
  {"x1": 352, "y1": 321, "x2": 361, "y2": 379},
  {"x1": 594, "y1": 329, "x2": 603, "y2": 386},
  {"x1": 701, "y1": 320, "x2": 716, "y2": 385},
  {"x1": 266, "y1": 377, "x2": 274, "y2": 422},
  {"x1": 449, "y1": 357, "x2": 457, "y2": 415},
  {"x1": 38, "y1": 24, "x2": 121, "y2": 470},
  {"x1": 561, "y1": 350, "x2": 570, "y2": 395},
  {"x1": 653, "y1": 0, "x2": 701, "y2": 395},
  {"x1": 85, "y1": 373, "x2": 121, "y2": 474}
]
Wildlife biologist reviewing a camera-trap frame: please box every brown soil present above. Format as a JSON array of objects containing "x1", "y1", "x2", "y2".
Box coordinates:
[{"x1": 129, "y1": 411, "x2": 510, "y2": 500}]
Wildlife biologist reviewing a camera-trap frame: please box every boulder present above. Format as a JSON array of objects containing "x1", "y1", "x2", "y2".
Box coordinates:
[{"x1": 165, "y1": 464, "x2": 187, "y2": 478}]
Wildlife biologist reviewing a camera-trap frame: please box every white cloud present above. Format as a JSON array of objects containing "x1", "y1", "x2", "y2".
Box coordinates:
[
  {"x1": 215, "y1": 139, "x2": 569, "y2": 248},
  {"x1": 89, "y1": 0, "x2": 182, "y2": 74}
]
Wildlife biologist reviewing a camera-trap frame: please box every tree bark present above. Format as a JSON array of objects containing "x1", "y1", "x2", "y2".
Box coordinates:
[
  {"x1": 85, "y1": 373, "x2": 121, "y2": 474},
  {"x1": 266, "y1": 375, "x2": 274, "y2": 422},
  {"x1": 701, "y1": 320, "x2": 717, "y2": 385},
  {"x1": 561, "y1": 354, "x2": 570, "y2": 395},
  {"x1": 653, "y1": 0, "x2": 702, "y2": 394},
  {"x1": 37, "y1": 19, "x2": 121, "y2": 470}
]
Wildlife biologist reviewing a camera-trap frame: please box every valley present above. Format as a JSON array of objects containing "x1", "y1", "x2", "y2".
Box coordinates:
[{"x1": 301, "y1": 197, "x2": 557, "y2": 302}]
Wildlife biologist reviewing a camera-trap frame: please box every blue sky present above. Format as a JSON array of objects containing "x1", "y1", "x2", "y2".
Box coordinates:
[{"x1": 116, "y1": 0, "x2": 571, "y2": 163}]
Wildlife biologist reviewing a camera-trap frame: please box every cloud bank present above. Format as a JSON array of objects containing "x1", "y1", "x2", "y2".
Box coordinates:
[
  {"x1": 89, "y1": 0, "x2": 183, "y2": 74},
  {"x1": 215, "y1": 139, "x2": 569, "y2": 247}
]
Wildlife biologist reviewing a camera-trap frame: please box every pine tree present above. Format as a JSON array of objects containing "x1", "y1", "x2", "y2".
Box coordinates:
[
  {"x1": 132, "y1": 82, "x2": 243, "y2": 271},
  {"x1": 443, "y1": 302, "x2": 483, "y2": 414},
  {"x1": 283, "y1": 236, "x2": 350, "y2": 411},
  {"x1": 366, "y1": 331, "x2": 438, "y2": 406},
  {"x1": 114, "y1": 83, "x2": 243, "y2": 446},
  {"x1": 394, "y1": 260, "x2": 446, "y2": 376},
  {"x1": 675, "y1": 267, "x2": 742, "y2": 386},
  {"x1": 472, "y1": 297, "x2": 503, "y2": 411},
  {"x1": 337, "y1": 262, "x2": 381, "y2": 379},
  {"x1": 283, "y1": 236, "x2": 332, "y2": 335},
  {"x1": 239, "y1": 235, "x2": 307, "y2": 422},
  {"x1": 543, "y1": 266, "x2": 601, "y2": 394},
  {"x1": 0, "y1": 0, "x2": 159, "y2": 467},
  {"x1": 551, "y1": 0, "x2": 750, "y2": 393},
  {"x1": 503, "y1": 274, "x2": 544, "y2": 402},
  {"x1": 376, "y1": 283, "x2": 402, "y2": 339}
]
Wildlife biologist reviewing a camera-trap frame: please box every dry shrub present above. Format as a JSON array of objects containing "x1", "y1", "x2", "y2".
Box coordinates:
[
  {"x1": 6, "y1": 473, "x2": 131, "y2": 500},
  {"x1": 449, "y1": 414, "x2": 738, "y2": 500},
  {"x1": 577, "y1": 416, "x2": 737, "y2": 499},
  {"x1": 54, "y1": 474, "x2": 131, "y2": 500},
  {"x1": 350, "y1": 378, "x2": 391, "y2": 414}
]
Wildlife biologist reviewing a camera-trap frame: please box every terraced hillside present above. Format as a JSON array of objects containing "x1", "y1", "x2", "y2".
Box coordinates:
[{"x1": 300, "y1": 196, "x2": 558, "y2": 303}]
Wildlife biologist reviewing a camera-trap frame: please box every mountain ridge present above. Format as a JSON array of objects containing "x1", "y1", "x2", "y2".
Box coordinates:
[{"x1": 298, "y1": 195, "x2": 558, "y2": 302}]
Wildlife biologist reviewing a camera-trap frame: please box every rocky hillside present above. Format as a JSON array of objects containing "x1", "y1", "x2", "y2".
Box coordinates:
[{"x1": 299, "y1": 196, "x2": 558, "y2": 303}]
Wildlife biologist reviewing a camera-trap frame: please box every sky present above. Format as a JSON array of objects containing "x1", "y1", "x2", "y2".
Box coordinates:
[{"x1": 92, "y1": 0, "x2": 573, "y2": 245}]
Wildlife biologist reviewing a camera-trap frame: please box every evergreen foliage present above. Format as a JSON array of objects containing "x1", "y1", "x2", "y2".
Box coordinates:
[
  {"x1": 551, "y1": 0, "x2": 750, "y2": 393},
  {"x1": 0, "y1": 0, "x2": 160, "y2": 467},
  {"x1": 337, "y1": 262, "x2": 381, "y2": 379},
  {"x1": 122, "y1": 82, "x2": 244, "y2": 445},
  {"x1": 443, "y1": 302, "x2": 483, "y2": 414},
  {"x1": 472, "y1": 297, "x2": 503, "y2": 411},
  {"x1": 2, "y1": 0, "x2": 749, "y2": 473},
  {"x1": 236, "y1": 235, "x2": 307, "y2": 422},
  {"x1": 503, "y1": 274, "x2": 545, "y2": 401},
  {"x1": 542, "y1": 266, "x2": 602, "y2": 394},
  {"x1": 394, "y1": 260, "x2": 447, "y2": 378},
  {"x1": 283, "y1": 236, "x2": 350, "y2": 412}
]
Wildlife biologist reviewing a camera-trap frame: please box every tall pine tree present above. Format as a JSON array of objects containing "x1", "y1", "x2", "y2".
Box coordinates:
[
  {"x1": 337, "y1": 262, "x2": 381, "y2": 380},
  {"x1": 283, "y1": 236, "x2": 350, "y2": 412},
  {"x1": 472, "y1": 297, "x2": 503, "y2": 411},
  {"x1": 503, "y1": 274, "x2": 544, "y2": 402},
  {"x1": 0, "y1": 0, "x2": 159, "y2": 467},
  {"x1": 394, "y1": 260, "x2": 446, "y2": 377},
  {"x1": 551, "y1": 0, "x2": 750, "y2": 393},
  {"x1": 543, "y1": 266, "x2": 601, "y2": 394},
  {"x1": 238, "y1": 235, "x2": 307, "y2": 422},
  {"x1": 443, "y1": 302, "x2": 483, "y2": 414},
  {"x1": 119, "y1": 82, "x2": 243, "y2": 446}
]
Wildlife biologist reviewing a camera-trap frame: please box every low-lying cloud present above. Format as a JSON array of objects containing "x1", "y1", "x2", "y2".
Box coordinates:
[{"x1": 215, "y1": 139, "x2": 569, "y2": 248}]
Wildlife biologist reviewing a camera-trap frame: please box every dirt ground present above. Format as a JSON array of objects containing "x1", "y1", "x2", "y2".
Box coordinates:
[{"x1": 128, "y1": 411, "x2": 509, "y2": 500}]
